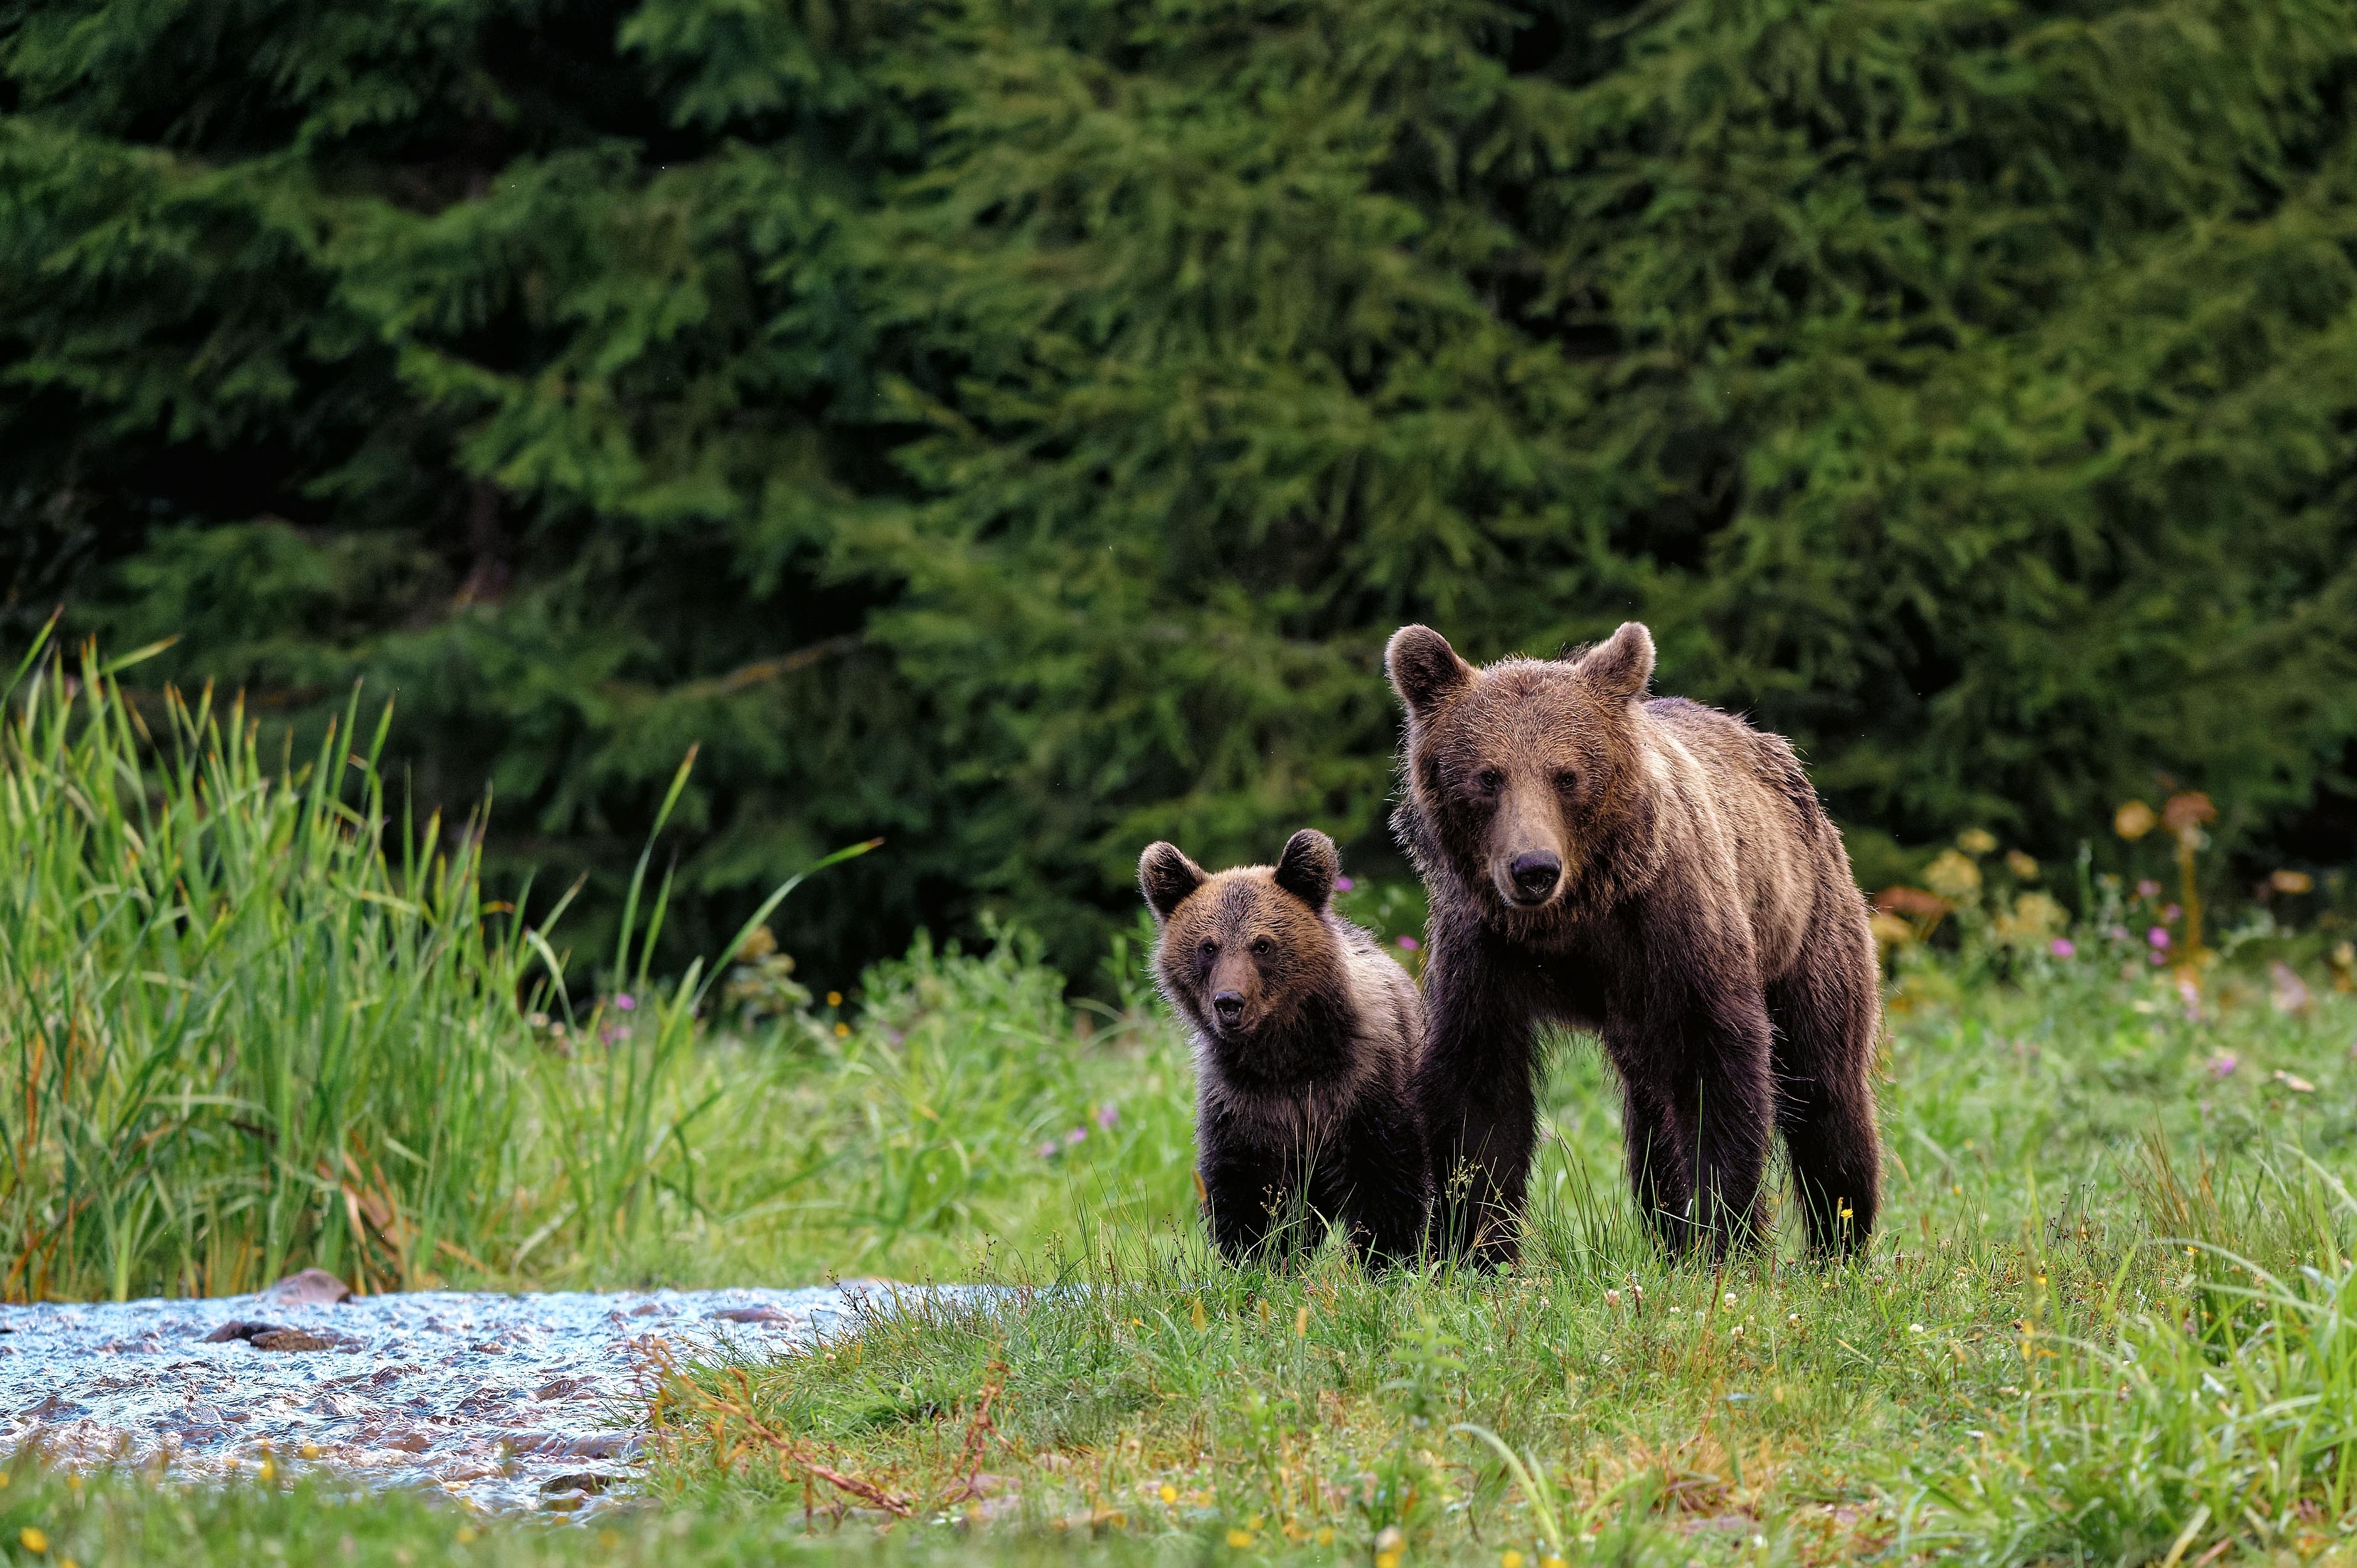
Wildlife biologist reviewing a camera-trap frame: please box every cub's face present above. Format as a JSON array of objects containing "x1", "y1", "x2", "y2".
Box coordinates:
[
  {"x1": 1386, "y1": 622, "x2": 1655, "y2": 918},
  {"x1": 1139, "y1": 830, "x2": 1341, "y2": 1074}
]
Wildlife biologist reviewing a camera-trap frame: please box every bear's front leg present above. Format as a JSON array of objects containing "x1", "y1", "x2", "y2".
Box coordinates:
[
  {"x1": 1199, "y1": 1130, "x2": 1294, "y2": 1266},
  {"x1": 1415, "y1": 913, "x2": 1546, "y2": 1266},
  {"x1": 1608, "y1": 982, "x2": 1774, "y2": 1259},
  {"x1": 1327, "y1": 1090, "x2": 1433, "y2": 1268}
]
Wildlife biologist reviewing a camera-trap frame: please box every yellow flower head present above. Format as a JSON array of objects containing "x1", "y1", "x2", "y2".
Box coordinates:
[
  {"x1": 2114, "y1": 800, "x2": 2157, "y2": 840},
  {"x1": 1160, "y1": 1485, "x2": 1179, "y2": 1505},
  {"x1": 1502, "y1": 1552, "x2": 1525, "y2": 1568},
  {"x1": 2271, "y1": 869, "x2": 2314, "y2": 895},
  {"x1": 20, "y1": 1527, "x2": 48, "y2": 1555},
  {"x1": 1922, "y1": 850, "x2": 1981, "y2": 901},
  {"x1": 1956, "y1": 828, "x2": 1998, "y2": 856},
  {"x1": 1226, "y1": 1528, "x2": 1255, "y2": 1549},
  {"x1": 2004, "y1": 849, "x2": 2039, "y2": 880}
]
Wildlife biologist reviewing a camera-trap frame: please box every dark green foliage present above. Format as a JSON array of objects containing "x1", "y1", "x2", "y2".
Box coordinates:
[{"x1": 7, "y1": 0, "x2": 2357, "y2": 975}]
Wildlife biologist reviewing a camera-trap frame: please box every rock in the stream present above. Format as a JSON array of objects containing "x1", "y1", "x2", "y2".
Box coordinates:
[
  {"x1": 200, "y1": 1320, "x2": 342, "y2": 1351},
  {"x1": 201, "y1": 1320, "x2": 284, "y2": 1344},
  {"x1": 261, "y1": 1268, "x2": 353, "y2": 1306}
]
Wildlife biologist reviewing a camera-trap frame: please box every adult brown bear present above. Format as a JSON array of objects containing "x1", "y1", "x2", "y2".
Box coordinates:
[{"x1": 1385, "y1": 622, "x2": 1880, "y2": 1264}]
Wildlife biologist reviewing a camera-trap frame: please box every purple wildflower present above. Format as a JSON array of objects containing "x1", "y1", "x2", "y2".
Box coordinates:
[
  {"x1": 2208, "y1": 1054, "x2": 2238, "y2": 1079},
  {"x1": 2162, "y1": 904, "x2": 2182, "y2": 924},
  {"x1": 1095, "y1": 1103, "x2": 1119, "y2": 1131},
  {"x1": 1397, "y1": 935, "x2": 1420, "y2": 952},
  {"x1": 2049, "y1": 938, "x2": 2075, "y2": 959},
  {"x1": 2147, "y1": 926, "x2": 2171, "y2": 950},
  {"x1": 2136, "y1": 879, "x2": 2163, "y2": 898},
  {"x1": 1333, "y1": 875, "x2": 1355, "y2": 893},
  {"x1": 613, "y1": 993, "x2": 636, "y2": 1012},
  {"x1": 1065, "y1": 1126, "x2": 1087, "y2": 1147}
]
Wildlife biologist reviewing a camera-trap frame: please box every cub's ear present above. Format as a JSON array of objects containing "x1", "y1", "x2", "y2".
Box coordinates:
[
  {"x1": 1386, "y1": 625, "x2": 1473, "y2": 719},
  {"x1": 1139, "y1": 841, "x2": 1208, "y2": 922},
  {"x1": 1272, "y1": 829, "x2": 1339, "y2": 911},
  {"x1": 1578, "y1": 621, "x2": 1654, "y2": 700}
]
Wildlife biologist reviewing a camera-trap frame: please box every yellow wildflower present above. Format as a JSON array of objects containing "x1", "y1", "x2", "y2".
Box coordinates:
[
  {"x1": 1956, "y1": 828, "x2": 1998, "y2": 856},
  {"x1": 1922, "y1": 850, "x2": 1981, "y2": 901}
]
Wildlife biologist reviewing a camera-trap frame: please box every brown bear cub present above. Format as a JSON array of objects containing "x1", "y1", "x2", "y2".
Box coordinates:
[
  {"x1": 1386, "y1": 622, "x2": 1881, "y2": 1264},
  {"x1": 1139, "y1": 829, "x2": 1430, "y2": 1267}
]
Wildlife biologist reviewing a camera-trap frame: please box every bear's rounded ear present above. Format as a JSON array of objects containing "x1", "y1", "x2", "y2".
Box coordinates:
[
  {"x1": 1386, "y1": 625, "x2": 1473, "y2": 720},
  {"x1": 1139, "y1": 841, "x2": 1208, "y2": 922},
  {"x1": 1273, "y1": 829, "x2": 1339, "y2": 911},
  {"x1": 1578, "y1": 621, "x2": 1654, "y2": 700}
]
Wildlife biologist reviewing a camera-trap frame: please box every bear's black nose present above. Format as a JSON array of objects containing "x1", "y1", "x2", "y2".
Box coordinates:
[
  {"x1": 1508, "y1": 851, "x2": 1561, "y2": 902},
  {"x1": 1211, "y1": 990, "x2": 1246, "y2": 1025}
]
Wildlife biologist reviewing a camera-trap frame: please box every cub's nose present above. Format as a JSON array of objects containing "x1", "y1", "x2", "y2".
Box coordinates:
[
  {"x1": 1211, "y1": 990, "x2": 1246, "y2": 1025},
  {"x1": 1508, "y1": 851, "x2": 1562, "y2": 903}
]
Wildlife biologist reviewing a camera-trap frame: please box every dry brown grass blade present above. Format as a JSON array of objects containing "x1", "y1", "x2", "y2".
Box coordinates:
[
  {"x1": 939, "y1": 1358, "x2": 1008, "y2": 1506},
  {"x1": 656, "y1": 1357, "x2": 915, "y2": 1519}
]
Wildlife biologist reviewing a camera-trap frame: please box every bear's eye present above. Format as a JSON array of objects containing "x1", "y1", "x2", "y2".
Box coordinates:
[
  {"x1": 1553, "y1": 768, "x2": 1578, "y2": 795},
  {"x1": 1250, "y1": 936, "x2": 1274, "y2": 957},
  {"x1": 1197, "y1": 938, "x2": 1217, "y2": 958},
  {"x1": 1474, "y1": 768, "x2": 1504, "y2": 795}
]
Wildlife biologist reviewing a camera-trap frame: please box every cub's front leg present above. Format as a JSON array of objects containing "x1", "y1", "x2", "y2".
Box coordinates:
[{"x1": 1198, "y1": 1109, "x2": 1292, "y2": 1264}]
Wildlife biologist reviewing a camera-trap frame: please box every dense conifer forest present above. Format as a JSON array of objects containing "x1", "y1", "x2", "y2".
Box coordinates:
[{"x1": 7, "y1": 0, "x2": 2356, "y2": 973}]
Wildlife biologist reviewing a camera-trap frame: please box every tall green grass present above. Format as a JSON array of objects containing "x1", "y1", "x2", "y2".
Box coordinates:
[
  {"x1": 0, "y1": 629, "x2": 853, "y2": 1300},
  {"x1": 1, "y1": 632, "x2": 529, "y2": 1297}
]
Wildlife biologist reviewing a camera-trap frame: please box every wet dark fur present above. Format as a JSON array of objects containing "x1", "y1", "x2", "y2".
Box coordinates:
[
  {"x1": 1140, "y1": 830, "x2": 1430, "y2": 1266},
  {"x1": 1386, "y1": 623, "x2": 1881, "y2": 1265}
]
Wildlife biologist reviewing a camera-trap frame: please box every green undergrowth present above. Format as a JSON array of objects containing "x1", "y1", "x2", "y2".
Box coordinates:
[{"x1": 630, "y1": 968, "x2": 2357, "y2": 1567}]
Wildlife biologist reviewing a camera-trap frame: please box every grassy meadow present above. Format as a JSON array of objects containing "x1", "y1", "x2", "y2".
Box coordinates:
[{"x1": 8, "y1": 639, "x2": 2357, "y2": 1565}]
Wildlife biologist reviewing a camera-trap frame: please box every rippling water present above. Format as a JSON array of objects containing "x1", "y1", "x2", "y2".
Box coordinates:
[{"x1": 0, "y1": 1279, "x2": 939, "y2": 1513}]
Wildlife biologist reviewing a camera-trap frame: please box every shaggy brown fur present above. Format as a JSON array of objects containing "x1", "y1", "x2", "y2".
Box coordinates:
[
  {"x1": 1386, "y1": 622, "x2": 1881, "y2": 1264},
  {"x1": 1141, "y1": 830, "x2": 1430, "y2": 1266}
]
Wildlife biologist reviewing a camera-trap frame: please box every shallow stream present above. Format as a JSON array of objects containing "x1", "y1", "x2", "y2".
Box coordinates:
[{"x1": 0, "y1": 1277, "x2": 923, "y2": 1513}]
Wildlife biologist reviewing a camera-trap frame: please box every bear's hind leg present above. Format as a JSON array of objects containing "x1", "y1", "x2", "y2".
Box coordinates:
[{"x1": 1765, "y1": 917, "x2": 1882, "y2": 1256}]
